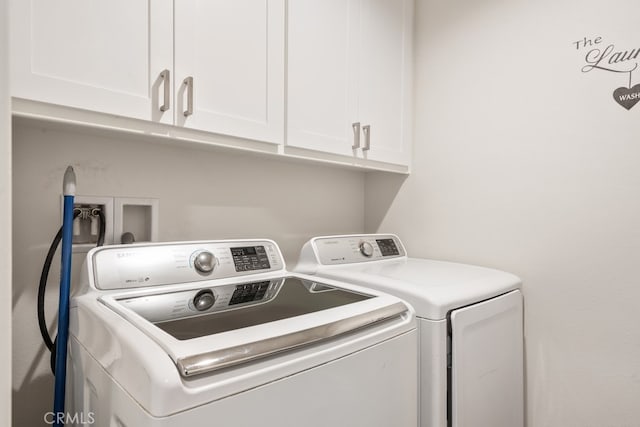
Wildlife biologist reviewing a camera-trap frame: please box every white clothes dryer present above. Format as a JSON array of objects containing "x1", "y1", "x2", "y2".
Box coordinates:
[
  {"x1": 295, "y1": 234, "x2": 524, "y2": 427},
  {"x1": 68, "y1": 239, "x2": 418, "y2": 427}
]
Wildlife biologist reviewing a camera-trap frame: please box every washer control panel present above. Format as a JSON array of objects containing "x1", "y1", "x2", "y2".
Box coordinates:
[
  {"x1": 312, "y1": 234, "x2": 406, "y2": 265},
  {"x1": 113, "y1": 279, "x2": 283, "y2": 323},
  {"x1": 231, "y1": 246, "x2": 270, "y2": 272},
  {"x1": 91, "y1": 240, "x2": 285, "y2": 290}
]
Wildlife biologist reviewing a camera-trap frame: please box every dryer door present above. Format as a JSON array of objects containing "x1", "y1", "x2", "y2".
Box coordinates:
[{"x1": 450, "y1": 290, "x2": 524, "y2": 427}]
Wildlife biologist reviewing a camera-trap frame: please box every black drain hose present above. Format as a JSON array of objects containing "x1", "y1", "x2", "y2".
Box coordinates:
[{"x1": 38, "y1": 209, "x2": 106, "y2": 373}]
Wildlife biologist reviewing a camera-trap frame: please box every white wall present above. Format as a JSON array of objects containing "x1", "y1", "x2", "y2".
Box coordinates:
[
  {"x1": 12, "y1": 121, "x2": 365, "y2": 426},
  {"x1": 0, "y1": 0, "x2": 12, "y2": 424},
  {"x1": 367, "y1": 0, "x2": 640, "y2": 425}
]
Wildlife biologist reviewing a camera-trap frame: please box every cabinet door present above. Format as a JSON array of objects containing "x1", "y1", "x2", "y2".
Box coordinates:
[
  {"x1": 358, "y1": 0, "x2": 412, "y2": 166},
  {"x1": 287, "y1": 0, "x2": 359, "y2": 156},
  {"x1": 174, "y1": 0, "x2": 285, "y2": 144},
  {"x1": 10, "y1": 0, "x2": 173, "y2": 123}
]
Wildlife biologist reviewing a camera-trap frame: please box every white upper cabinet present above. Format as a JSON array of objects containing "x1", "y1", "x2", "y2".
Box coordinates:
[
  {"x1": 287, "y1": 0, "x2": 359, "y2": 157},
  {"x1": 174, "y1": 0, "x2": 285, "y2": 143},
  {"x1": 287, "y1": 0, "x2": 413, "y2": 167},
  {"x1": 10, "y1": 0, "x2": 284, "y2": 141},
  {"x1": 358, "y1": 0, "x2": 413, "y2": 166},
  {"x1": 10, "y1": 0, "x2": 174, "y2": 124},
  {"x1": 10, "y1": 0, "x2": 410, "y2": 172}
]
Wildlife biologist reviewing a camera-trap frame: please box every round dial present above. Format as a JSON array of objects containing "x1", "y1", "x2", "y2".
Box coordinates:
[
  {"x1": 193, "y1": 289, "x2": 215, "y2": 311},
  {"x1": 194, "y1": 251, "x2": 216, "y2": 274},
  {"x1": 359, "y1": 241, "x2": 374, "y2": 257}
]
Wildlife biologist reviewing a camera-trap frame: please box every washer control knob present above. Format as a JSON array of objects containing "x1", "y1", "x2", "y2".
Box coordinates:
[
  {"x1": 193, "y1": 289, "x2": 215, "y2": 311},
  {"x1": 359, "y1": 241, "x2": 374, "y2": 257},
  {"x1": 194, "y1": 251, "x2": 216, "y2": 274}
]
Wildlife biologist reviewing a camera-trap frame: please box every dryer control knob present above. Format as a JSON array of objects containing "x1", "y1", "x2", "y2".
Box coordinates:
[
  {"x1": 194, "y1": 251, "x2": 216, "y2": 274},
  {"x1": 193, "y1": 289, "x2": 215, "y2": 311},
  {"x1": 359, "y1": 241, "x2": 374, "y2": 257}
]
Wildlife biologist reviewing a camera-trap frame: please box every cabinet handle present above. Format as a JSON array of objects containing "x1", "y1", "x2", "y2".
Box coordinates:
[
  {"x1": 352, "y1": 122, "x2": 361, "y2": 149},
  {"x1": 159, "y1": 69, "x2": 170, "y2": 112},
  {"x1": 183, "y1": 76, "x2": 194, "y2": 117},
  {"x1": 362, "y1": 125, "x2": 371, "y2": 151}
]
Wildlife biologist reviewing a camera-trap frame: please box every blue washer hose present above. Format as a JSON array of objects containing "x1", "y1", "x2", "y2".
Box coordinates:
[{"x1": 53, "y1": 166, "x2": 76, "y2": 426}]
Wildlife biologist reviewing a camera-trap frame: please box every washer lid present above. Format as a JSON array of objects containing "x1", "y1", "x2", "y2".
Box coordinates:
[
  {"x1": 303, "y1": 258, "x2": 521, "y2": 320},
  {"x1": 126, "y1": 277, "x2": 372, "y2": 340},
  {"x1": 99, "y1": 275, "x2": 411, "y2": 377}
]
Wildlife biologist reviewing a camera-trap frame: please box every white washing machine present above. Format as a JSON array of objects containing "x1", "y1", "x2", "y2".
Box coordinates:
[
  {"x1": 68, "y1": 239, "x2": 418, "y2": 426},
  {"x1": 295, "y1": 234, "x2": 524, "y2": 427}
]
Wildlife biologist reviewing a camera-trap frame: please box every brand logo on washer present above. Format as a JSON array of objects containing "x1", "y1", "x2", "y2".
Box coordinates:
[
  {"x1": 125, "y1": 277, "x2": 150, "y2": 284},
  {"x1": 116, "y1": 252, "x2": 137, "y2": 259}
]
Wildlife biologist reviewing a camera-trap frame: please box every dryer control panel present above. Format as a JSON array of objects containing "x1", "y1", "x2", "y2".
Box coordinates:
[
  {"x1": 89, "y1": 240, "x2": 285, "y2": 290},
  {"x1": 311, "y1": 234, "x2": 407, "y2": 265}
]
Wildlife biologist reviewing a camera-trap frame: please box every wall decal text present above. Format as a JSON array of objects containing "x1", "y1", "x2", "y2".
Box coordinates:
[{"x1": 574, "y1": 36, "x2": 639, "y2": 110}]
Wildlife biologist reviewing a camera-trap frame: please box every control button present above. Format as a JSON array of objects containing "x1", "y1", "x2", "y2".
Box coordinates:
[
  {"x1": 193, "y1": 289, "x2": 215, "y2": 311},
  {"x1": 359, "y1": 241, "x2": 374, "y2": 257},
  {"x1": 194, "y1": 251, "x2": 216, "y2": 274}
]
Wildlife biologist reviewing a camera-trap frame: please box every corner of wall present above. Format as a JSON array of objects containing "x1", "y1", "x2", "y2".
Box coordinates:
[
  {"x1": 363, "y1": 171, "x2": 408, "y2": 234},
  {"x1": 0, "y1": 0, "x2": 13, "y2": 424}
]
